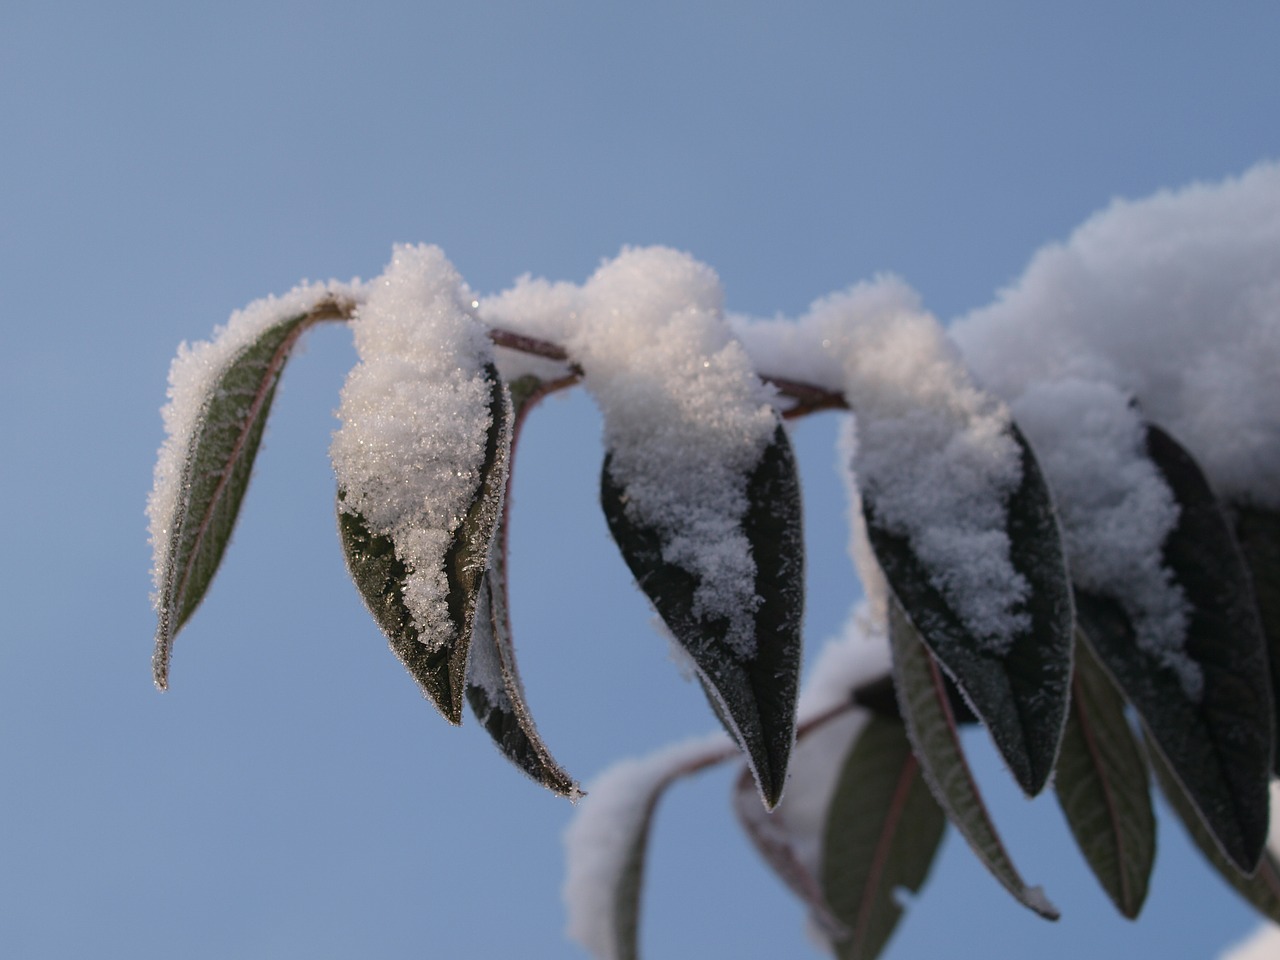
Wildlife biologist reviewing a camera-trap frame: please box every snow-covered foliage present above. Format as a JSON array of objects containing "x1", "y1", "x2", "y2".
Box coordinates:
[
  {"x1": 331, "y1": 245, "x2": 499, "y2": 649},
  {"x1": 149, "y1": 162, "x2": 1280, "y2": 960}
]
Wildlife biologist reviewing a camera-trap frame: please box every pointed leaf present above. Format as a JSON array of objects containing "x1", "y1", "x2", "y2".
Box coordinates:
[
  {"x1": 1232, "y1": 505, "x2": 1280, "y2": 775},
  {"x1": 152, "y1": 296, "x2": 351, "y2": 687},
  {"x1": 563, "y1": 735, "x2": 735, "y2": 960},
  {"x1": 1077, "y1": 424, "x2": 1272, "y2": 872},
  {"x1": 821, "y1": 715, "x2": 948, "y2": 960},
  {"x1": 888, "y1": 599, "x2": 1059, "y2": 920},
  {"x1": 466, "y1": 533, "x2": 580, "y2": 797},
  {"x1": 338, "y1": 364, "x2": 511, "y2": 724},
  {"x1": 1054, "y1": 634, "x2": 1155, "y2": 919},
  {"x1": 863, "y1": 425, "x2": 1073, "y2": 796},
  {"x1": 601, "y1": 422, "x2": 804, "y2": 808},
  {"x1": 1149, "y1": 735, "x2": 1280, "y2": 925}
]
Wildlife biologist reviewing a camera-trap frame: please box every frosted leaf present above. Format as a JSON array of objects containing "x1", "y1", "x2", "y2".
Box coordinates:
[
  {"x1": 569, "y1": 247, "x2": 780, "y2": 657},
  {"x1": 562, "y1": 732, "x2": 732, "y2": 960},
  {"x1": 738, "y1": 276, "x2": 1030, "y2": 654},
  {"x1": 331, "y1": 244, "x2": 500, "y2": 652},
  {"x1": 148, "y1": 279, "x2": 363, "y2": 601}
]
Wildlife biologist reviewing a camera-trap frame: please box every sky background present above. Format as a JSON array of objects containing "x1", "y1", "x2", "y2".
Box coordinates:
[{"x1": 3, "y1": 2, "x2": 1280, "y2": 957}]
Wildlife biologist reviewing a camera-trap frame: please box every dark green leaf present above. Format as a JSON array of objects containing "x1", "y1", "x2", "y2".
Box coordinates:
[
  {"x1": 153, "y1": 297, "x2": 350, "y2": 688},
  {"x1": 1077, "y1": 424, "x2": 1272, "y2": 872},
  {"x1": 1232, "y1": 505, "x2": 1280, "y2": 775},
  {"x1": 864, "y1": 424, "x2": 1074, "y2": 796},
  {"x1": 1054, "y1": 634, "x2": 1155, "y2": 919},
  {"x1": 601, "y1": 422, "x2": 804, "y2": 809},
  {"x1": 822, "y1": 715, "x2": 947, "y2": 960},
  {"x1": 1149, "y1": 734, "x2": 1280, "y2": 924},
  {"x1": 339, "y1": 364, "x2": 511, "y2": 724},
  {"x1": 466, "y1": 534, "x2": 579, "y2": 797},
  {"x1": 889, "y1": 599, "x2": 1059, "y2": 920}
]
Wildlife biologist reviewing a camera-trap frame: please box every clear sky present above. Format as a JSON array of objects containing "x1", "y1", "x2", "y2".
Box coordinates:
[{"x1": 3, "y1": 2, "x2": 1279, "y2": 957}]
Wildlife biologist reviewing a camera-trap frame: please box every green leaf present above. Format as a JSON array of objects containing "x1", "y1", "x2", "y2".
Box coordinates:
[
  {"x1": 564, "y1": 736, "x2": 735, "y2": 960},
  {"x1": 152, "y1": 297, "x2": 349, "y2": 688},
  {"x1": 864, "y1": 424, "x2": 1074, "y2": 796},
  {"x1": 466, "y1": 533, "x2": 580, "y2": 797},
  {"x1": 822, "y1": 715, "x2": 948, "y2": 960},
  {"x1": 1077, "y1": 424, "x2": 1272, "y2": 872},
  {"x1": 338, "y1": 364, "x2": 512, "y2": 724},
  {"x1": 732, "y1": 762, "x2": 845, "y2": 940},
  {"x1": 601, "y1": 422, "x2": 804, "y2": 809},
  {"x1": 888, "y1": 599, "x2": 1059, "y2": 920},
  {"x1": 1149, "y1": 734, "x2": 1280, "y2": 925},
  {"x1": 1232, "y1": 505, "x2": 1280, "y2": 775},
  {"x1": 1054, "y1": 634, "x2": 1155, "y2": 919}
]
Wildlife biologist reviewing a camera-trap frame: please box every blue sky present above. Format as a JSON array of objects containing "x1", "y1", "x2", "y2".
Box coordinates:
[{"x1": 3, "y1": 2, "x2": 1280, "y2": 957}]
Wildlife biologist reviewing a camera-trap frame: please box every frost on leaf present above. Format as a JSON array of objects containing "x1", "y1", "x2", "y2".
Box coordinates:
[
  {"x1": 1077, "y1": 424, "x2": 1272, "y2": 873},
  {"x1": 865, "y1": 424, "x2": 1073, "y2": 797},
  {"x1": 1054, "y1": 634, "x2": 1155, "y2": 919},
  {"x1": 563, "y1": 733, "x2": 733, "y2": 960},
  {"x1": 332, "y1": 245, "x2": 510, "y2": 723},
  {"x1": 149, "y1": 282, "x2": 360, "y2": 688},
  {"x1": 888, "y1": 599, "x2": 1059, "y2": 920},
  {"x1": 578, "y1": 248, "x2": 804, "y2": 809},
  {"x1": 466, "y1": 526, "x2": 579, "y2": 797}
]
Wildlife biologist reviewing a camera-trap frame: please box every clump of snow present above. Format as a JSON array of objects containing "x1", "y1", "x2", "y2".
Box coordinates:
[
  {"x1": 953, "y1": 162, "x2": 1280, "y2": 697},
  {"x1": 568, "y1": 247, "x2": 781, "y2": 657},
  {"x1": 953, "y1": 161, "x2": 1280, "y2": 510},
  {"x1": 330, "y1": 244, "x2": 497, "y2": 650},
  {"x1": 148, "y1": 277, "x2": 364, "y2": 602},
  {"x1": 1013, "y1": 379, "x2": 1198, "y2": 697},
  {"x1": 479, "y1": 274, "x2": 581, "y2": 382},
  {"x1": 563, "y1": 731, "x2": 732, "y2": 960},
  {"x1": 736, "y1": 277, "x2": 1030, "y2": 654}
]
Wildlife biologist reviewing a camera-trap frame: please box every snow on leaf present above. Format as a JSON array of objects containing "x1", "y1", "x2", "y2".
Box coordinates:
[
  {"x1": 562, "y1": 733, "x2": 734, "y2": 960},
  {"x1": 1077, "y1": 424, "x2": 1272, "y2": 873},
  {"x1": 1054, "y1": 634, "x2": 1155, "y2": 920},
  {"x1": 602, "y1": 422, "x2": 804, "y2": 809},
  {"x1": 1150, "y1": 735, "x2": 1280, "y2": 926},
  {"x1": 149, "y1": 286, "x2": 359, "y2": 688},
  {"x1": 888, "y1": 598, "x2": 1059, "y2": 920},
  {"x1": 821, "y1": 714, "x2": 948, "y2": 960},
  {"x1": 865, "y1": 424, "x2": 1073, "y2": 796},
  {"x1": 332, "y1": 245, "x2": 511, "y2": 723}
]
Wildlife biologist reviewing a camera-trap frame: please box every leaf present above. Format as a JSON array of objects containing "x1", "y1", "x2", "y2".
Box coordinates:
[
  {"x1": 1077, "y1": 424, "x2": 1272, "y2": 872},
  {"x1": 731, "y1": 763, "x2": 845, "y2": 941},
  {"x1": 1054, "y1": 633, "x2": 1155, "y2": 919},
  {"x1": 1149, "y1": 734, "x2": 1280, "y2": 925},
  {"x1": 863, "y1": 424, "x2": 1073, "y2": 796},
  {"x1": 338, "y1": 364, "x2": 512, "y2": 724},
  {"x1": 601, "y1": 422, "x2": 804, "y2": 809},
  {"x1": 152, "y1": 297, "x2": 350, "y2": 688},
  {"x1": 1232, "y1": 504, "x2": 1280, "y2": 775},
  {"x1": 821, "y1": 715, "x2": 948, "y2": 960},
  {"x1": 466, "y1": 532, "x2": 580, "y2": 797},
  {"x1": 563, "y1": 735, "x2": 735, "y2": 960},
  {"x1": 465, "y1": 371, "x2": 580, "y2": 795},
  {"x1": 888, "y1": 599, "x2": 1059, "y2": 920}
]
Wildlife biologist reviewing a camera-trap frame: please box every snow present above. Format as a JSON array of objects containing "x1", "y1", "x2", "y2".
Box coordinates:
[
  {"x1": 953, "y1": 162, "x2": 1280, "y2": 698},
  {"x1": 330, "y1": 244, "x2": 498, "y2": 650},
  {"x1": 148, "y1": 277, "x2": 363, "y2": 605},
  {"x1": 734, "y1": 277, "x2": 1030, "y2": 654},
  {"x1": 488, "y1": 247, "x2": 780, "y2": 658},
  {"x1": 562, "y1": 731, "x2": 733, "y2": 960},
  {"x1": 953, "y1": 161, "x2": 1280, "y2": 509}
]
